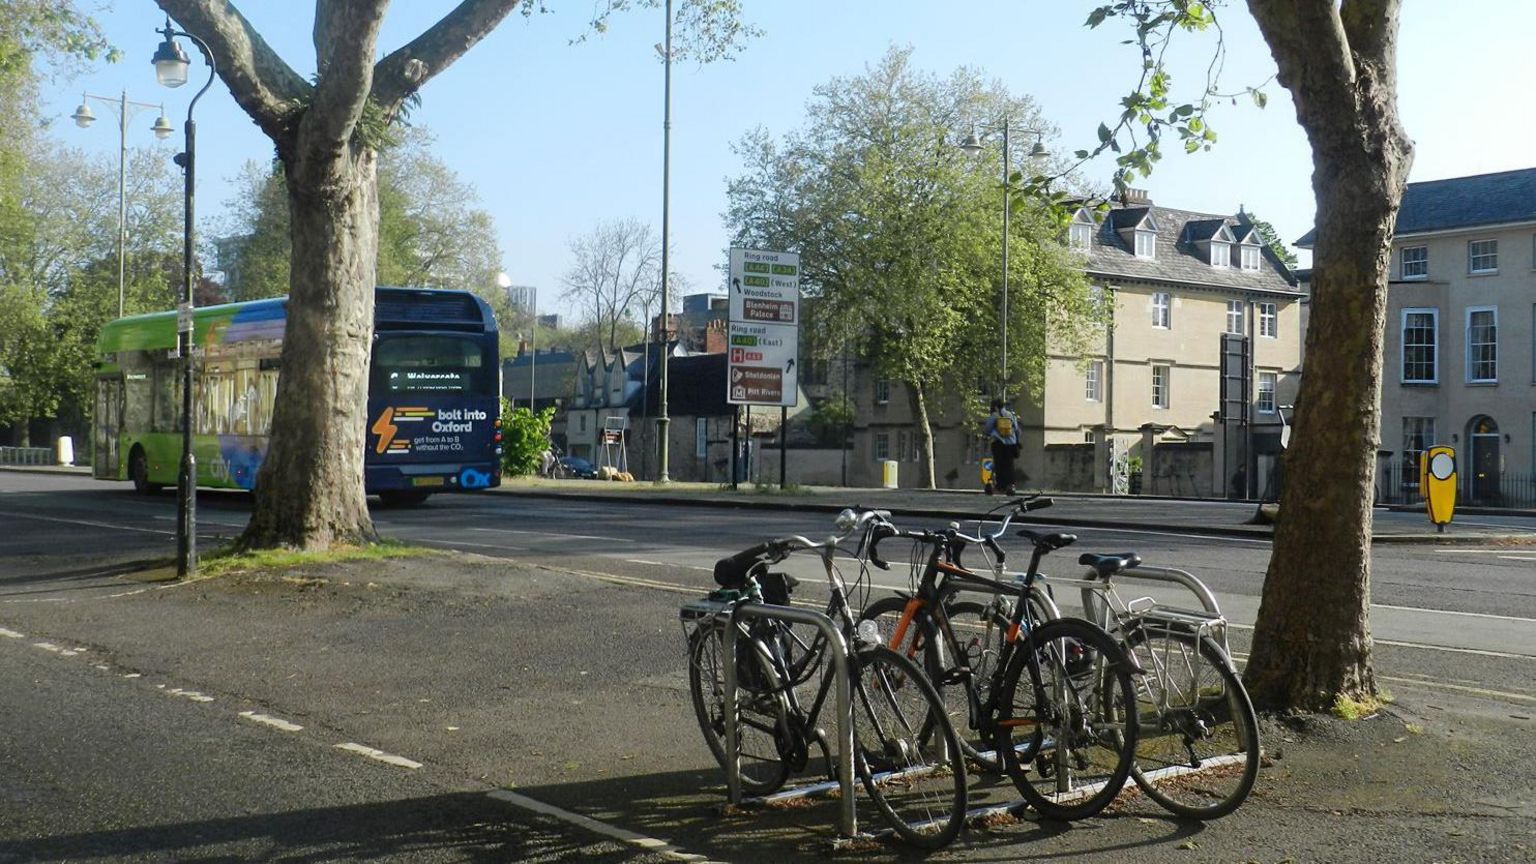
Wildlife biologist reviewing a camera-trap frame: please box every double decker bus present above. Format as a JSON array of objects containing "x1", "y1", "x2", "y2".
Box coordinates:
[{"x1": 93, "y1": 287, "x2": 502, "y2": 506}]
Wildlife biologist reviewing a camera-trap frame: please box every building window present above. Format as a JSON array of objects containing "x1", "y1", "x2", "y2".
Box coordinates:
[
  {"x1": 1257, "y1": 371, "x2": 1277, "y2": 414},
  {"x1": 1401, "y1": 245, "x2": 1428, "y2": 280},
  {"x1": 1402, "y1": 417, "x2": 1436, "y2": 489},
  {"x1": 1135, "y1": 229, "x2": 1156, "y2": 259},
  {"x1": 1083, "y1": 428, "x2": 1098, "y2": 444},
  {"x1": 873, "y1": 432, "x2": 890, "y2": 461},
  {"x1": 1151, "y1": 364, "x2": 1170, "y2": 409},
  {"x1": 1069, "y1": 222, "x2": 1093, "y2": 250},
  {"x1": 1469, "y1": 239, "x2": 1498, "y2": 274},
  {"x1": 1226, "y1": 300, "x2": 1244, "y2": 335},
  {"x1": 1401, "y1": 308, "x2": 1438, "y2": 384},
  {"x1": 803, "y1": 359, "x2": 829, "y2": 386},
  {"x1": 1085, "y1": 359, "x2": 1103, "y2": 402},
  {"x1": 579, "y1": 414, "x2": 587, "y2": 432},
  {"x1": 1467, "y1": 307, "x2": 1498, "y2": 383},
  {"x1": 1210, "y1": 240, "x2": 1231, "y2": 267},
  {"x1": 1151, "y1": 292, "x2": 1171, "y2": 329},
  {"x1": 874, "y1": 378, "x2": 891, "y2": 404},
  {"x1": 695, "y1": 417, "x2": 707, "y2": 458},
  {"x1": 1258, "y1": 302, "x2": 1277, "y2": 338},
  {"x1": 1240, "y1": 244, "x2": 1261, "y2": 271}
]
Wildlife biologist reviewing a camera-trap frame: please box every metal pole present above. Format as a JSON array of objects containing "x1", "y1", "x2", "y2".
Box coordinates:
[
  {"x1": 731, "y1": 404, "x2": 740, "y2": 490},
  {"x1": 117, "y1": 92, "x2": 129, "y2": 319},
  {"x1": 1000, "y1": 120, "x2": 1010, "y2": 402},
  {"x1": 780, "y1": 405, "x2": 788, "y2": 487},
  {"x1": 530, "y1": 287, "x2": 537, "y2": 411},
  {"x1": 655, "y1": 0, "x2": 673, "y2": 483},
  {"x1": 171, "y1": 27, "x2": 215, "y2": 581}
]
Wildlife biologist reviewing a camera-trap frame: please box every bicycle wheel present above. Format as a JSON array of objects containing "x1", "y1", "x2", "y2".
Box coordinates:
[
  {"x1": 994, "y1": 617, "x2": 1138, "y2": 821},
  {"x1": 850, "y1": 645, "x2": 968, "y2": 849},
  {"x1": 1124, "y1": 626, "x2": 1260, "y2": 819},
  {"x1": 687, "y1": 621, "x2": 791, "y2": 795}
]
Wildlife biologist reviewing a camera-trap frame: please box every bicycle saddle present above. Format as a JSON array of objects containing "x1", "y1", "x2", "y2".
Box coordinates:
[
  {"x1": 1078, "y1": 552, "x2": 1142, "y2": 579},
  {"x1": 1015, "y1": 528, "x2": 1077, "y2": 551}
]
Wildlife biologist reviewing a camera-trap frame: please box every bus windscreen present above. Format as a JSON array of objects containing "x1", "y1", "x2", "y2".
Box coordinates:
[{"x1": 372, "y1": 335, "x2": 495, "y2": 395}]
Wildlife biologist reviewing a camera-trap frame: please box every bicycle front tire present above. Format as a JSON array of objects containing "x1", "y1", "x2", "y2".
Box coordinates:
[
  {"x1": 686, "y1": 621, "x2": 791, "y2": 795},
  {"x1": 851, "y1": 645, "x2": 968, "y2": 849},
  {"x1": 995, "y1": 617, "x2": 1138, "y2": 821}
]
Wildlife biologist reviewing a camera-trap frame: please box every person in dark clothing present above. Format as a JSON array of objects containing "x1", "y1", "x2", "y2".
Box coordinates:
[{"x1": 984, "y1": 398, "x2": 1020, "y2": 495}]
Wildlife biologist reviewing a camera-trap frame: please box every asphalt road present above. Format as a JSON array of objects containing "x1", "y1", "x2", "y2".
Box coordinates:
[{"x1": 2, "y1": 472, "x2": 1533, "y2": 862}]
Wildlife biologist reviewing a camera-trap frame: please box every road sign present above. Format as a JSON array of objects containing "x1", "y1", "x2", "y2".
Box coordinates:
[{"x1": 727, "y1": 248, "x2": 799, "y2": 407}]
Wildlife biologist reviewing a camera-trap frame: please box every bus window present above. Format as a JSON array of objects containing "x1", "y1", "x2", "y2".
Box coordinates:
[{"x1": 372, "y1": 335, "x2": 494, "y2": 395}]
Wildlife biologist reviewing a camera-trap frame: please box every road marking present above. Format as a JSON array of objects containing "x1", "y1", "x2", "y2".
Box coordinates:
[
  {"x1": 0, "y1": 510, "x2": 171, "y2": 535},
  {"x1": 1500, "y1": 555, "x2": 1536, "y2": 562},
  {"x1": 1372, "y1": 603, "x2": 1536, "y2": 624},
  {"x1": 240, "y1": 711, "x2": 303, "y2": 732},
  {"x1": 0, "y1": 627, "x2": 24, "y2": 638},
  {"x1": 539, "y1": 565, "x2": 704, "y2": 596},
  {"x1": 1378, "y1": 675, "x2": 1536, "y2": 705},
  {"x1": 470, "y1": 526, "x2": 637, "y2": 544},
  {"x1": 1072, "y1": 525, "x2": 1273, "y2": 545},
  {"x1": 487, "y1": 788, "x2": 719, "y2": 863},
  {"x1": 1433, "y1": 548, "x2": 1536, "y2": 554},
  {"x1": 413, "y1": 538, "x2": 529, "y2": 553},
  {"x1": 335, "y1": 742, "x2": 422, "y2": 769},
  {"x1": 625, "y1": 558, "x2": 713, "y2": 572}
]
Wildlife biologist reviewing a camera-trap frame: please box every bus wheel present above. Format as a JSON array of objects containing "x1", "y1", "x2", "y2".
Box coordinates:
[
  {"x1": 130, "y1": 447, "x2": 163, "y2": 495},
  {"x1": 378, "y1": 490, "x2": 431, "y2": 508}
]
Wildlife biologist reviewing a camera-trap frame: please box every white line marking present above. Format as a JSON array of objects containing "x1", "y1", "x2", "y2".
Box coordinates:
[
  {"x1": 1378, "y1": 674, "x2": 1536, "y2": 704},
  {"x1": 0, "y1": 510, "x2": 171, "y2": 535},
  {"x1": 167, "y1": 688, "x2": 215, "y2": 703},
  {"x1": 413, "y1": 538, "x2": 529, "y2": 553},
  {"x1": 240, "y1": 711, "x2": 303, "y2": 732},
  {"x1": 487, "y1": 789, "x2": 719, "y2": 863},
  {"x1": 625, "y1": 558, "x2": 712, "y2": 572},
  {"x1": 1372, "y1": 603, "x2": 1536, "y2": 624},
  {"x1": 335, "y1": 742, "x2": 422, "y2": 769},
  {"x1": 1499, "y1": 555, "x2": 1536, "y2": 562},
  {"x1": 1433, "y1": 548, "x2": 1536, "y2": 554},
  {"x1": 470, "y1": 527, "x2": 636, "y2": 544},
  {"x1": 0, "y1": 627, "x2": 24, "y2": 638},
  {"x1": 33, "y1": 642, "x2": 63, "y2": 653}
]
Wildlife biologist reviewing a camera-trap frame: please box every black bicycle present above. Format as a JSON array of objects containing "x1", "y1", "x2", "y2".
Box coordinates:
[
  {"x1": 857, "y1": 500, "x2": 1141, "y2": 821},
  {"x1": 681, "y1": 509, "x2": 968, "y2": 848}
]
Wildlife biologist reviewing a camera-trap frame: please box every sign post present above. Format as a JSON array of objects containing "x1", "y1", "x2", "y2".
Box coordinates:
[{"x1": 727, "y1": 248, "x2": 800, "y2": 411}]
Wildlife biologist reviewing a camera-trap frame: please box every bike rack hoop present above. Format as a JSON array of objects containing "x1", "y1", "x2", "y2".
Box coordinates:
[{"x1": 723, "y1": 602, "x2": 857, "y2": 839}]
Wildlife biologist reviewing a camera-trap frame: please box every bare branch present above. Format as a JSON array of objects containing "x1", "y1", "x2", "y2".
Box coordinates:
[
  {"x1": 371, "y1": 0, "x2": 523, "y2": 115},
  {"x1": 303, "y1": 0, "x2": 391, "y2": 150},
  {"x1": 155, "y1": 0, "x2": 310, "y2": 148}
]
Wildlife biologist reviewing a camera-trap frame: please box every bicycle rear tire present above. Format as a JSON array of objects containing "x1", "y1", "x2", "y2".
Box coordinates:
[
  {"x1": 1124, "y1": 626, "x2": 1260, "y2": 819},
  {"x1": 686, "y1": 621, "x2": 791, "y2": 795},
  {"x1": 851, "y1": 645, "x2": 967, "y2": 849}
]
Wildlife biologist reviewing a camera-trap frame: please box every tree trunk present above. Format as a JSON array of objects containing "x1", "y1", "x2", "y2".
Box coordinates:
[
  {"x1": 909, "y1": 381, "x2": 936, "y2": 489},
  {"x1": 1242, "y1": 0, "x2": 1412, "y2": 712},
  {"x1": 240, "y1": 142, "x2": 380, "y2": 550}
]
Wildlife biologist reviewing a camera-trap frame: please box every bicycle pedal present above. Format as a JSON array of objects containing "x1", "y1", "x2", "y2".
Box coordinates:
[{"x1": 940, "y1": 667, "x2": 971, "y2": 687}]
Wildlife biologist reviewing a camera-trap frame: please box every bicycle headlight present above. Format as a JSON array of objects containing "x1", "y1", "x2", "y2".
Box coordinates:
[{"x1": 834, "y1": 508, "x2": 857, "y2": 534}]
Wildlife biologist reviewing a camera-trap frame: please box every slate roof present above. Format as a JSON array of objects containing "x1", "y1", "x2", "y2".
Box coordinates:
[
  {"x1": 1082, "y1": 203, "x2": 1299, "y2": 294},
  {"x1": 638, "y1": 353, "x2": 731, "y2": 417},
  {"x1": 1295, "y1": 167, "x2": 1536, "y2": 246}
]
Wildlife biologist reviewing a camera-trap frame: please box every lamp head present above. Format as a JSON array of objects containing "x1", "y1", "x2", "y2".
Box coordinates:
[
  {"x1": 1028, "y1": 136, "x2": 1049, "y2": 158},
  {"x1": 71, "y1": 100, "x2": 95, "y2": 128},
  {"x1": 151, "y1": 112, "x2": 174, "y2": 140},
  {"x1": 959, "y1": 130, "x2": 984, "y2": 154},
  {"x1": 152, "y1": 21, "x2": 191, "y2": 89}
]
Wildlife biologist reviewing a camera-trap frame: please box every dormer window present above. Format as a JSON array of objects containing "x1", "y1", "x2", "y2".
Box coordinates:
[
  {"x1": 1134, "y1": 230, "x2": 1156, "y2": 259},
  {"x1": 1240, "y1": 244, "x2": 1262, "y2": 271},
  {"x1": 1069, "y1": 208, "x2": 1096, "y2": 250},
  {"x1": 1210, "y1": 239, "x2": 1231, "y2": 267}
]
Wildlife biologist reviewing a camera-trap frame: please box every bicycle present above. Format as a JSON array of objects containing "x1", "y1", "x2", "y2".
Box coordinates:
[
  {"x1": 1065, "y1": 552, "x2": 1261, "y2": 819},
  {"x1": 680, "y1": 509, "x2": 969, "y2": 848},
  {"x1": 857, "y1": 500, "x2": 1141, "y2": 821}
]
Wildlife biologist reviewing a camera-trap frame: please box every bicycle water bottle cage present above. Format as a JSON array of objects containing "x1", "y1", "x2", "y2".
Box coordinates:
[{"x1": 1078, "y1": 552, "x2": 1142, "y2": 579}]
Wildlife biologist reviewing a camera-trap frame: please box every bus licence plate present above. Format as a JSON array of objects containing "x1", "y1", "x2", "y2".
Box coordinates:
[{"x1": 412, "y1": 476, "x2": 446, "y2": 488}]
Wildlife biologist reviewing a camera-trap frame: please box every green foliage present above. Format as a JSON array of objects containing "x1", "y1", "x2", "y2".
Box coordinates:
[
  {"x1": 499, "y1": 399, "x2": 556, "y2": 476},
  {"x1": 726, "y1": 46, "x2": 1099, "y2": 408},
  {"x1": 563, "y1": 0, "x2": 761, "y2": 62},
  {"x1": 806, "y1": 394, "x2": 853, "y2": 447}
]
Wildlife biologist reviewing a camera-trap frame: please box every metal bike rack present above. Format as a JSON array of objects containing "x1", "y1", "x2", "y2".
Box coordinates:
[
  {"x1": 1069, "y1": 565, "x2": 1229, "y2": 655},
  {"x1": 723, "y1": 602, "x2": 857, "y2": 839}
]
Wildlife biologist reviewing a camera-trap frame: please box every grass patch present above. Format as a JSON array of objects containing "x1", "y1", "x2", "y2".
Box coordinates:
[
  {"x1": 1331, "y1": 692, "x2": 1390, "y2": 721},
  {"x1": 199, "y1": 539, "x2": 435, "y2": 578}
]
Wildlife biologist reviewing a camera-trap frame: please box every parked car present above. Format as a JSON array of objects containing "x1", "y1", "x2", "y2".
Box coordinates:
[{"x1": 558, "y1": 456, "x2": 599, "y2": 480}]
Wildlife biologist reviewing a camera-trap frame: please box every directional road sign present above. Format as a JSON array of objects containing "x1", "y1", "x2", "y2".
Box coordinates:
[{"x1": 727, "y1": 248, "x2": 799, "y2": 407}]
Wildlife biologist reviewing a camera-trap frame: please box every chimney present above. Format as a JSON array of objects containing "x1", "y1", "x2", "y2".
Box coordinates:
[
  {"x1": 705, "y1": 319, "x2": 727, "y2": 354},
  {"x1": 1119, "y1": 188, "x2": 1152, "y2": 206}
]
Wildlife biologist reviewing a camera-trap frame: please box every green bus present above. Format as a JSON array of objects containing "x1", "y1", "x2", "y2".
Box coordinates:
[{"x1": 93, "y1": 287, "x2": 502, "y2": 506}]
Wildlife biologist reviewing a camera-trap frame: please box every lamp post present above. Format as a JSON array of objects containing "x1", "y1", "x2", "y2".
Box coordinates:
[
  {"x1": 71, "y1": 93, "x2": 174, "y2": 318},
  {"x1": 153, "y1": 19, "x2": 216, "y2": 580},
  {"x1": 654, "y1": 0, "x2": 673, "y2": 483},
  {"x1": 960, "y1": 121, "x2": 1047, "y2": 402}
]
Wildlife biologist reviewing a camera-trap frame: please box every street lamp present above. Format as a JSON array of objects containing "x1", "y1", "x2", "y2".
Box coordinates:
[
  {"x1": 654, "y1": 0, "x2": 674, "y2": 484},
  {"x1": 71, "y1": 92, "x2": 174, "y2": 318},
  {"x1": 153, "y1": 18, "x2": 215, "y2": 580},
  {"x1": 960, "y1": 121, "x2": 1047, "y2": 401}
]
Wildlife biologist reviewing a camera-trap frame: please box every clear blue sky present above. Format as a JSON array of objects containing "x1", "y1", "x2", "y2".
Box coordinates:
[{"x1": 41, "y1": 2, "x2": 1536, "y2": 322}]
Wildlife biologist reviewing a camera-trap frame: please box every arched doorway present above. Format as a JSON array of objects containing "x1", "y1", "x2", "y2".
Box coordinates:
[{"x1": 1466, "y1": 415, "x2": 1501, "y2": 503}]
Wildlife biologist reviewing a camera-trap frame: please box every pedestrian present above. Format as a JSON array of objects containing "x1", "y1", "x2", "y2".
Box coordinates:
[
  {"x1": 984, "y1": 398, "x2": 1020, "y2": 496},
  {"x1": 540, "y1": 447, "x2": 556, "y2": 479}
]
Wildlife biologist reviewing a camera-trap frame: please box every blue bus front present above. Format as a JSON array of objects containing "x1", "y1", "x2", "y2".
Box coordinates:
[{"x1": 364, "y1": 291, "x2": 502, "y2": 497}]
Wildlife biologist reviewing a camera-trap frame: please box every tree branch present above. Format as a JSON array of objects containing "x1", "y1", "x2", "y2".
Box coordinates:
[
  {"x1": 155, "y1": 0, "x2": 309, "y2": 148},
  {"x1": 304, "y1": 0, "x2": 391, "y2": 150},
  {"x1": 371, "y1": 0, "x2": 523, "y2": 115}
]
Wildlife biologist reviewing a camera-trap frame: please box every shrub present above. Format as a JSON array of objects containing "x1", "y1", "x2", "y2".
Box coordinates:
[{"x1": 499, "y1": 399, "x2": 555, "y2": 476}]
